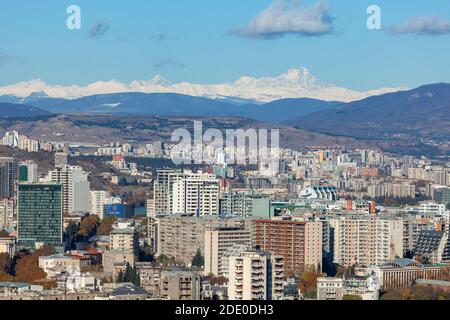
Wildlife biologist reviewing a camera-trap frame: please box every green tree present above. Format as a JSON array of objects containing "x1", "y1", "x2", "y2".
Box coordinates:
[
  {"x1": 138, "y1": 245, "x2": 154, "y2": 262},
  {"x1": 191, "y1": 249, "x2": 204, "y2": 268},
  {"x1": 121, "y1": 263, "x2": 140, "y2": 286}
]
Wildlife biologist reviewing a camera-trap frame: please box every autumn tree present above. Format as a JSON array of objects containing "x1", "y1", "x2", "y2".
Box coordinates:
[
  {"x1": 97, "y1": 216, "x2": 117, "y2": 236},
  {"x1": 78, "y1": 214, "x2": 101, "y2": 239},
  {"x1": 0, "y1": 253, "x2": 12, "y2": 275},
  {"x1": 0, "y1": 230, "x2": 10, "y2": 237},
  {"x1": 15, "y1": 245, "x2": 56, "y2": 283},
  {"x1": 299, "y1": 267, "x2": 323, "y2": 299}
]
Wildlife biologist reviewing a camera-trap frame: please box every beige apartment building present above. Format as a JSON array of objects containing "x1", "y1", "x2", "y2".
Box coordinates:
[
  {"x1": 110, "y1": 220, "x2": 140, "y2": 255},
  {"x1": 330, "y1": 216, "x2": 404, "y2": 267},
  {"x1": 228, "y1": 251, "x2": 284, "y2": 301},
  {"x1": 160, "y1": 270, "x2": 202, "y2": 300},
  {"x1": 0, "y1": 237, "x2": 15, "y2": 256},
  {"x1": 156, "y1": 214, "x2": 254, "y2": 265},
  {"x1": 204, "y1": 227, "x2": 252, "y2": 277}
]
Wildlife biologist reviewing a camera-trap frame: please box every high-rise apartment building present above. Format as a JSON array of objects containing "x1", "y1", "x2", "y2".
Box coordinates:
[
  {"x1": 330, "y1": 216, "x2": 404, "y2": 267},
  {"x1": 18, "y1": 160, "x2": 38, "y2": 183},
  {"x1": 156, "y1": 214, "x2": 253, "y2": 265},
  {"x1": 153, "y1": 170, "x2": 185, "y2": 214},
  {"x1": 204, "y1": 227, "x2": 252, "y2": 277},
  {"x1": 172, "y1": 173, "x2": 220, "y2": 216},
  {"x1": 17, "y1": 183, "x2": 63, "y2": 244},
  {"x1": 0, "y1": 157, "x2": 16, "y2": 199},
  {"x1": 0, "y1": 198, "x2": 14, "y2": 231},
  {"x1": 220, "y1": 191, "x2": 271, "y2": 218},
  {"x1": 49, "y1": 166, "x2": 90, "y2": 214},
  {"x1": 153, "y1": 170, "x2": 220, "y2": 216},
  {"x1": 253, "y1": 219, "x2": 323, "y2": 274},
  {"x1": 54, "y1": 152, "x2": 68, "y2": 169},
  {"x1": 228, "y1": 251, "x2": 284, "y2": 300}
]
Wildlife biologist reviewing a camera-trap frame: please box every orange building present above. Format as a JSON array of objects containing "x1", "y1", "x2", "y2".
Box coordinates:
[{"x1": 253, "y1": 220, "x2": 322, "y2": 274}]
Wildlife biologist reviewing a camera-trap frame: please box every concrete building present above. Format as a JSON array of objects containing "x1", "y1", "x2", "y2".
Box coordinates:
[
  {"x1": 160, "y1": 270, "x2": 202, "y2": 300},
  {"x1": 228, "y1": 251, "x2": 284, "y2": 300},
  {"x1": 220, "y1": 191, "x2": 271, "y2": 218},
  {"x1": 172, "y1": 173, "x2": 220, "y2": 216},
  {"x1": 368, "y1": 258, "x2": 450, "y2": 291},
  {"x1": 413, "y1": 230, "x2": 448, "y2": 264},
  {"x1": 0, "y1": 157, "x2": 16, "y2": 199},
  {"x1": 330, "y1": 216, "x2": 404, "y2": 267},
  {"x1": 317, "y1": 277, "x2": 343, "y2": 300},
  {"x1": 89, "y1": 190, "x2": 114, "y2": 219},
  {"x1": 110, "y1": 220, "x2": 140, "y2": 255},
  {"x1": 204, "y1": 227, "x2": 251, "y2": 277},
  {"x1": 368, "y1": 183, "x2": 416, "y2": 198},
  {"x1": 38, "y1": 254, "x2": 82, "y2": 276},
  {"x1": 434, "y1": 186, "x2": 450, "y2": 205},
  {"x1": 253, "y1": 220, "x2": 322, "y2": 274},
  {"x1": 18, "y1": 161, "x2": 38, "y2": 183},
  {"x1": 157, "y1": 214, "x2": 253, "y2": 265},
  {"x1": 49, "y1": 166, "x2": 90, "y2": 215},
  {"x1": 102, "y1": 250, "x2": 135, "y2": 275},
  {"x1": 54, "y1": 152, "x2": 68, "y2": 169},
  {"x1": 0, "y1": 198, "x2": 14, "y2": 231},
  {"x1": 153, "y1": 170, "x2": 185, "y2": 215},
  {"x1": 0, "y1": 237, "x2": 15, "y2": 256}
]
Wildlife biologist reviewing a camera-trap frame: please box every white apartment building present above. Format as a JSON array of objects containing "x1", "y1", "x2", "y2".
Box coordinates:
[
  {"x1": 89, "y1": 190, "x2": 121, "y2": 219},
  {"x1": 418, "y1": 202, "x2": 447, "y2": 218},
  {"x1": 204, "y1": 227, "x2": 252, "y2": 277},
  {"x1": 38, "y1": 254, "x2": 82, "y2": 277},
  {"x1": 153, "y1": 170, "x2": 186, "y2": 214},
  {"x1": 330, "y1": 216, "x2": 404, "y2": 267},
  {"x1": 0, "y1": 198, "x2": 14, "y2": 230},
  {"x1": 49, "y1": 166, "x2": 90, "y2": 214},
  {"x1": 368, "y1": 184, "x2": 416, "y2": 198},
  {"x1": 172, "y1": 173, "x2": 220, "y2": 216},
  {"x1": 228, "y1": 251, "x2": 284, "y2": 301},
  {"x1": 317, "y1": 277, "x2": 344, "y2": 300}
]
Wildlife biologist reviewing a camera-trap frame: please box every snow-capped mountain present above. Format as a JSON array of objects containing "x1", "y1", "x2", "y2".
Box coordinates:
[{"x1": 0, "y1": 67, "x2": 404, "y2": 103}]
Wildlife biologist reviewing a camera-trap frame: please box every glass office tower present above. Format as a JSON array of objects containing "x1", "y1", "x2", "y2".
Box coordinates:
[{"x1": 17, "y1": 183, "x2": 63, "y2": 244}]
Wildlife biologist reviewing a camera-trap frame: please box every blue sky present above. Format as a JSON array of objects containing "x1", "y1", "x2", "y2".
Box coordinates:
[{"x1": 1, "y1": 0, "x2": 450, "y2": 91}]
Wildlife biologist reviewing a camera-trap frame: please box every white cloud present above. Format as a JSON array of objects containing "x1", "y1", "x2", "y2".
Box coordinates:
[
  {"x1": 233, "y1": 0, "x2": 333, "y2": 39},
  {"x1": 391, "y1": 16, "x2": 450, "y2": 36}
]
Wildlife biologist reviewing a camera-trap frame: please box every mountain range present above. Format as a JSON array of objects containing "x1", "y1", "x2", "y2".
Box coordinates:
[
  {"x1": 25, "y1": 93, "x2": 340, "y2": 123},
  {"x1": 0, "y1": 102, "x2": 52, "y2": 119},
  {"x1": 287, "y1": 83, "x2": 450, "y2": 140},
  {"x1": 0, "y1": 67, "x2": 403, "y2": 103}
]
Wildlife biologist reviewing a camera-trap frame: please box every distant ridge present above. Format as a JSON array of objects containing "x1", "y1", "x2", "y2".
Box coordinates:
[{"x1": 0, "y1": 102, "x2": 52, "y2": 119}]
